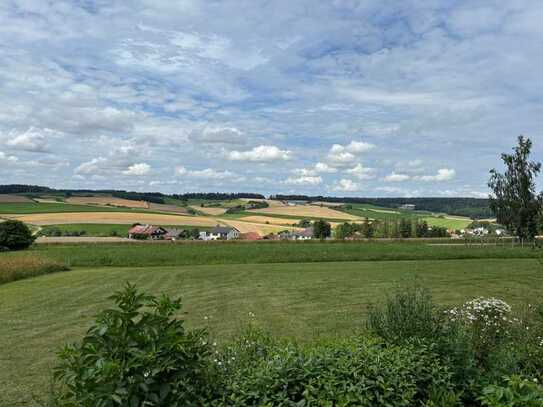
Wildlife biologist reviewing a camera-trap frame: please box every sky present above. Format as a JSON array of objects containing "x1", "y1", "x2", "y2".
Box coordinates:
[{"x1": 0, "y1": 0, "x2": 542, "y2": 197}]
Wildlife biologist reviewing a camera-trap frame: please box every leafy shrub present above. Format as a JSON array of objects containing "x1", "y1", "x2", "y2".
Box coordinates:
[
  {"x1": 0, "y1": 219, "x2": 35, "y2": 250},
  {"x1": 368, "y1": 285, "x2": 441, "y2": 343},
  {"x1": 53, "y1": 284, "x2": 217, "y2": 406},
  {"x1": 479, "y1": 375, "x2": 543, "y2": 406},
  {"x1": 217, "y1": 329, "x2": 454, "y2": 406}
]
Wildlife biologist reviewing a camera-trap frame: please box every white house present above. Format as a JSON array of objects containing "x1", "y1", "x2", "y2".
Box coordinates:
[{"x1": 200, "y1": 226, "x2": 240, "y2": 241}]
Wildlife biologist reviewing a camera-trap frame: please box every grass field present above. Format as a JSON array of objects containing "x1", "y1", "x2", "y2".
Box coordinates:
[
  {"x1": 0, "y1": 202, "x2": 148, "y2": 214},
  {"x1": 65, "y1": 196, "x2": 150, "y2": 208},
  {"x1": 423, "y1": 216, "x2": 472, "y2": 230},
  {"x1": 24, "y1": 241, "x2": 539, "y2": 267},
  {"x1": 39, "y1": 223, "x2": 210, "y2": 237},
  {"x1": 1, "y1": 256, "x2": 542, "y2": 406}
]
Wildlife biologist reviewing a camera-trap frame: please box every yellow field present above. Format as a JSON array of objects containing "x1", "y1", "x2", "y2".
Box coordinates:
[
  {"x1": 190, "y1": 206, "x2": 227, "y2": 216},
  {"x1": 239, "y1": 215, "x2": 301, "y2": 226},
  {"x1": 66, "y1": 196, "x2": 150, "y2": 208},
  {"x1": 9, "y1": 212, "x2": 219, "y2": 227},
  {"x1": 248, "y1": 205, "x2": 362, "y2": 220},
  {"x1": 221, "y1": 219, "x2": 300, "y2": 235}
]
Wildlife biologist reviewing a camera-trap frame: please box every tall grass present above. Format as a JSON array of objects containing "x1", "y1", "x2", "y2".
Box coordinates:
[{"x1": 0, "y1": 253, "x2": 68, "y2": 284}]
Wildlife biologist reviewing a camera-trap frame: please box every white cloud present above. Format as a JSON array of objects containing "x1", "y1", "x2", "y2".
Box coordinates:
[
  {"x1": 332, "y1": 178, "x2": 361, "y2": 192},
  {"x1": 314, "y1": 162, "x2": 337, "y2": 173},
  {"x1": 227, "y1": 145, "x2": 292, "y2": 162},
  {"x1": 0, "y1": 151, "x2": 18, "y2": 162},
  {"x1": 417, "y1": 168, "x2": 456, "y2": 182},
  {"x1": 123, "y1": 163, "x2": 151, "y2": 176},
  {"x1": 74, "y1": 157, "x2": 108, "y2": 175},
  {"x1": 293, "y1": 162, "x2": 338, "y2": 177},
  {"x1": 345, "y1": 163, "x2": 376, "y2": 180},
  {"x1": 189, "y1": 126, "x2": 246, "y2": 145},
  {"x1": 6, "y1": 127, "x2": 50, "y2": 152},
  {"x1": 176, "y1": 165, "x2": 240, "y2": 180},
  {"x1": 325, "y1": 141, "x2": 375, "y2": 166},
  {"x1": 283, "y1": 175, "x2": 322, "y2": 186},
  {"x1": 384, "y1": 172, "x2": 411, "y2": 182}
]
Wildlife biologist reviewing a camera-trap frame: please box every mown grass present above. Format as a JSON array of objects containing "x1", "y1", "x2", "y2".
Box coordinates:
[
  {"x1": 29, "y1": 241, "x2": 540, "y2": 268},
  {"x1": 38, "y1": 223, "x2": 210, "y2": 237},
  {"x1": 0, "y1": 252, "x2": 68, "y2": 285},
  {"x1": 1, "y1": 258, "x2": 542, "y2": 406}
]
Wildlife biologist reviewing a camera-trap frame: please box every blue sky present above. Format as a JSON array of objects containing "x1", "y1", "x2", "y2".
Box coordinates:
[{"x1": 0, "y1": 0, "x2": 542, "y2": 197}]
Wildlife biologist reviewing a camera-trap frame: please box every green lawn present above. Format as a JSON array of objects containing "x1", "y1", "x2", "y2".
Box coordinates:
[
  {"x1": 1, "y1": 258, "x2": 542, "y2": 406},
  {"x1": 423, "y1": 216, "x2": 472, "y2": 230}
]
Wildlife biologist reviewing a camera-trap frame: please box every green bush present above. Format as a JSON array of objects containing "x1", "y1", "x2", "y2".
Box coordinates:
[
  {"x1": 53, "y1": 284, "x2": 217, "y2": 406},
  {"x1": 479, "y1": 375, "x2": 543, "y2": 406},
  {"x1": 0, "y1": 219, "x2": 35, "y2": 250},
  {"x1": 218, "y1": 329, "x2": 455, "y2": 406}
]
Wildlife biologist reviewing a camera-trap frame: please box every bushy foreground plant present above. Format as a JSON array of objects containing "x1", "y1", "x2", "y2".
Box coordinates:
[
  {"x1": 53, "y1": 284, "x2": 217, "y2": 406},
  {"x1": 479, "y1": 375, "x2": 543, "y2": 406}
]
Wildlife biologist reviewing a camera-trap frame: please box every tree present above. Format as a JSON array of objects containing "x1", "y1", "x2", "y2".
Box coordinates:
[
  {"x1": 313, "y1": 219, "x2": 331, "y2": 239},
  {"x1": 399, "y1": 218, "x2": 412, "y2": 238},
  {"x1": 416, "y1": 221, "x2": 429, "y2": 238},
  {"x1": 334, "y1": 223, "x2": 353, "y2": 240},
  {"x1": 0, "y1": 220, "x2": 35, "y2": 250},
  {"x1": 488, "y1": 136, "x2": 542, "y2": 240},
  {"x1": 298, "y1": 219, "x2": 312, "y2": 228},
  {"x1": 361, "y1": 218, "x2": 374, "y2": 238}
]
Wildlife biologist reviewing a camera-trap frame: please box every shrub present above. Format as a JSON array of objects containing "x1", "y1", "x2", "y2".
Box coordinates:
[
  {"x1": 218, "y1": 331, "x2": 455, "y2": 406},
  {"x1": 0, "y1": 219, "x2": 35, "y2": 250},
  {"x1": 368, "y1": 285, "x2": 441, "y2": 343},
  {"x1": 53, "y1": 284, "x2": 217, "y2": 406},
  {"x1": 479, "y1": 375, "x2": 543, "y2": 406}
]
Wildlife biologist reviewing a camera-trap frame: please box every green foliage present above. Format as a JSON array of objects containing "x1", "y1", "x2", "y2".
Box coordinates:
[
  {"x1": 312, "y1": 219, "x2": 331, "y2": 239},
  {"x1": 0, "y1": 219, "x2": 35, "y2": 250},
  {"x1": 297, "y1": 218, "x2": 312, "y2": 228},
  {"x1": 53, "y1": 284, "x2": 217, "y2": 406},
  {"x1": 218, "y1": 330, "x2": 454, "y2": 406},
  {"x1": 489, "y1": 136, "x2": 542, "y2": 240},
  {"x1": 479, "y1": 376, "x2": 543, "y2": 406}
]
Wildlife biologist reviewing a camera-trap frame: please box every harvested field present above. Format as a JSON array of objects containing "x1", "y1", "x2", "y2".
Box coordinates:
[
  {"x1": 66, "y1": 196, "x2": 150, "y2": 208},
  {"x1": 310, "y1": 201, "x2": 344, "y2": 207},
  {"x1": 239, "y1": 215, "x2": 301, "y2": 226},
  {"x1": 221, "y1": 219, "x2": 301, "y2": 235},
  {"x1": 0, "y1": 194, "x2": 32, "y2": 203},
  {"x1": 190, "y1": 205, "x2": 227, "y2": 216},
  {"x1": 248, "y1": 205, "x2": 362, "y2": 220},
  {"x1": 9, "y1": 212, "x2": 219, "y2": 227},
  {"x1": 148, "y1": 203, "x2": 189, "y2": 214}
]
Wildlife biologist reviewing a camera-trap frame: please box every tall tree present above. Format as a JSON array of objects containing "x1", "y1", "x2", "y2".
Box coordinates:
[
  {"x1": 488, "y1": 136, "x2": 542, "y2": 240},
  {"x1": 313, "y1": 219, "x2": 331, "y2": 239}
]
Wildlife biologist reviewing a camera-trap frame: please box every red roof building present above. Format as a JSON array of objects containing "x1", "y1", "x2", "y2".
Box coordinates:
[{"x1": 240, "y1": 232, "x2": 262, "y2": 241}]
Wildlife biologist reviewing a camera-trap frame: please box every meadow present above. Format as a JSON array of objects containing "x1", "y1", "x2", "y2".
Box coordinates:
[
  {"x1": 0, "y1": 252, "x2": 542, "y2": 405},
  {"x1": 0, "y1": 202, "x2": 151, "y2": 214}
]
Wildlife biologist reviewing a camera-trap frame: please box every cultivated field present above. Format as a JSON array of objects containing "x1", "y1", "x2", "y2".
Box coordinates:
[
  {"x1": 238, "y1": 215, "x2": 302, "y2": 226},
  {"x1": 66, "y1": 196, "x2": 150, "y2": 208},
  {"x1": 148, "y1": 202, "x2": 189, "y2": 214},
  {"x1": 0, "y1": 194, "x2": 33, "y2": 203},
  {"x1": 0, "y1": 242, "x2": 541, "y2": 406},
  {"x1": 191, "y1": 205, "x2": 228, "y2": 215},
  {"x1": 249, "y1": 205, "x2": 362, "y2": 220},
  {"x1": 8, "y1": 211, "x2": 220, "y2": 226},
  {"x1": 221, "y1": 219, "x2": 300, "y2": 235}
]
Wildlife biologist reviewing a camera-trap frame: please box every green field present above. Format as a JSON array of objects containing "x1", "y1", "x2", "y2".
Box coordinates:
[
  {"x1": 28, "y1": 241, "x2": 538, "y2": 267},
  {"x1": 39, "y1": 223, "x2": 210, "y2": 237},
  {"x1": 1, "y1": 253, "x2": 542, "y2": 406},
  {"x1": 0, "y1": 202, "x2": 148, "y2": 214}
]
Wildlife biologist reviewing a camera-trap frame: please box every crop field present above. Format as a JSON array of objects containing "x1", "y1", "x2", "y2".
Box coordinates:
[
  {"x1": 249, "y1": 205, "x2": 362, "y2": 220},
  {"x1": 191, "y1": 205, "x2": 228, "y2": 215},
  {"x1": 422, "y1": 216, "x2": 472, "y2": 230},
  {"x1": 0, "y1": 202, "x2": 146, "y2": 214},
  {"x1": 237, "y1": 215, "x2": 302, "y2": 226},
  {"x1": 66, "y1": 196, "x2": 150, "y2": 208},
  {"x1": 0, "y1": 194, "x2": 33, "y2": 203},
  {"x1": 147, "y1": 203, "x2": 189, "y2": 214},
  {"x1": 0, "y1": 244, "x2": 541, "y2": 406},
  {"x1": 7, "y1": 211, "x2": 220, "y2": 227},
  {"x1": 220, "y1": 219, "x2": 300, "y2": 235}
]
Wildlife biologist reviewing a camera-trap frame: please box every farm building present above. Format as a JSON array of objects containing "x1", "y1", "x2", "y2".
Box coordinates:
[
  {"x1": 128, "y1": 224, "x2": 168, "y2": 240},
  {"x1": 280, "y1": 227, "x2": 314, "y2": 240},
  {"x1": 240, "y1": 232, "x2": 262, "y2": 241},
  {"x1": 399, "y1": 204, "x2": 416, "y2": 210},
  {"x1": 200, "y1": 226, "x2": 240, "y2": 241}
]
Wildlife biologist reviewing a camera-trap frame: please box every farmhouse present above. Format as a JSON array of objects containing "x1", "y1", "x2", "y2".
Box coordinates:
[
  {"x1": 280, "y1": 227, "x2": 314, "y2": 240},
  {"x1": 399, "y1": 204, "x2": 416, "y2": 210},
  {"x1": 200, "y1": 225, "x2": 240, "y2": 241},
  {"x1": 128, "y1": 224, "x2": 168, "y2": 240}
]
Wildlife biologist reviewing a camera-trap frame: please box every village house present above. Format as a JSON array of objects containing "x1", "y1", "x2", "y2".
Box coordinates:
[
  {"x1": 128, "y1": 224, "x2": 168, "y2": 240},
  {"x1": 199, "y1": 225, "x2": 240, "y2": 241},
  {"x1": 280, "y1": 227, "x2": 314, "y2": 240},
  {"x1": 399, "y1": 204, "x2": 416, "y2": 210}
]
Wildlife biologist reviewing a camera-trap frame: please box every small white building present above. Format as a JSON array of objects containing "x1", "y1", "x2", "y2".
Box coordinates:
[{"x1": 199, "y1": 226, "x2": 240, "y2": 241}]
